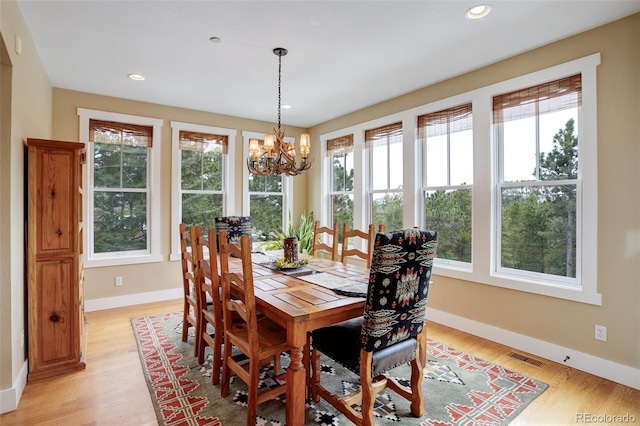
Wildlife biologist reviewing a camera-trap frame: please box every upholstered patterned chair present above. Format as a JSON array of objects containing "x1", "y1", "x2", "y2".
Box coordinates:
[
  {"x1": 214, "y1": 216, "x2": 252, "y2": 245},
  {"x1": 311, "y1": 228, "x2": 438, "y2": 426}
]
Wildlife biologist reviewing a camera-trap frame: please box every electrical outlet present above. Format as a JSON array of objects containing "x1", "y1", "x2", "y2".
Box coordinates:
[
  {"x1": 115, "y1": 276, "x2": 123, "y2": 287},
  {"x1": 595, "y1": 325, "x2": 607, "y2": 341}
]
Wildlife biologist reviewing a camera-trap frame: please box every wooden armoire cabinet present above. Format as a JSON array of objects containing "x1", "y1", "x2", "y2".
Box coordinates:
[{"x1": 26, "y1": 138, "x2": 86, "y2": 381}]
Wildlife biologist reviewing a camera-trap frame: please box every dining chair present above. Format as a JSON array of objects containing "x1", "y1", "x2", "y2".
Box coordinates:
[
  {"x1": 179, "y1": 223, "x2": 198, "y2": 343},
  {"x1": 218, "y1": 231, "x2": 289, "y2": 426},
  {"x1": 192, "y1": 226, "x2": 225, "y2": 384},
  {"x1": 215, "y1": 216, "x2": 252, "y2": 246},
  {"x1": 310, "y1": 228, "x2": 438, "y2": 426},
  {"x1": 341, "y1": 223, "x2": 376, "y2": 268},
  {"x1": 312, "y1": 220, "x2": 339, "y2": 261}
]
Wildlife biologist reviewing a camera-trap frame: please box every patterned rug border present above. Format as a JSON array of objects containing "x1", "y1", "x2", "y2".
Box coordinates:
[{"x1": 131, "y1": 311, "x2": 549, "y2": 426}]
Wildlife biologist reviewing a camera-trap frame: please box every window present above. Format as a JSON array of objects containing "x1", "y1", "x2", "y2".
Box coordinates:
[
  {"x1": 78, "y1": 109, "x2": 163, "y2": 267},
  {"x1": 328, "y1": 135, "x2": 354, "y2": 239},
  {"x1": 170, "y1": 122, "x2": 235, "y2": 259},
  {"x1": 419, "y1": 104, "x2": 473, "y2": 264},
  {"x1": 365, "y1": 122, "x2": 403, "y2": 231},
  {"x1": 319, "y1": 53, "x2": 600, "y2": 304},
  {"x1": 242, "y1": 131, "x2": 291, "y2": 243},
  {"x1": 493, "y1": 75, "x2": 581, "y2": 286}
]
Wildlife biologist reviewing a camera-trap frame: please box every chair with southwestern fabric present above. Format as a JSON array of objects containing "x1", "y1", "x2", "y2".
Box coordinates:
[
  {"x1": 312, "y1": 220, "x2": 340, "y2": 261},
  {"x1": 218, "y1": 232, "x2": 289, "y2": 426},
  {"x1": 311, "y1": 228, "x2": 438, "y2": 426},
  {"x1": 341, "y1": 223, "x2": 376, "y2": 268},
  {"x1": 215, "y1": 216, "x2": 253, "y2": 245},
  {"x1": 178, "y1": 223, "x2": 198, "y2": 343}
]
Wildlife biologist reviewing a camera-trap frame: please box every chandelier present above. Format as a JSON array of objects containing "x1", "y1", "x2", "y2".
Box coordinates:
[{"x1": 247, "y1": 48, "x2": 314, "y2": 176}]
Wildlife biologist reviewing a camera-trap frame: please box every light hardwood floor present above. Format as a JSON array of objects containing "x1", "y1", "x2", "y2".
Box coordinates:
[{"x1": 2, "y1": 299, "x2": 639, "y2": 425}]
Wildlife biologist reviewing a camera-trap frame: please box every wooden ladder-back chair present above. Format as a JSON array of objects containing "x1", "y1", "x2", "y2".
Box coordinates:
[
  {"x1": 192, "y1": 226, "x2": 225, "y2": 385},
  {"x1": 341, "y1": 223, "x2": 376, "y2": 268},
  {"x1": 179, "y1": 223, "x2": 198, "y2": 343},
  {"x1": 218, "y1": 232, "x2": 289, "y2": 426},
  {"x1": 311, "y1": 228, "x2": 438, "y2": 426},
  {"x1": 312, "y1": 220, "x2": 339, "y2": 260}
]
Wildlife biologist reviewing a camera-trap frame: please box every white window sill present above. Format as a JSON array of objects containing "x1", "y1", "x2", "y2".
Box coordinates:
[{"x1": 433, "y1": 264, "x2": 602, "y2": 306}]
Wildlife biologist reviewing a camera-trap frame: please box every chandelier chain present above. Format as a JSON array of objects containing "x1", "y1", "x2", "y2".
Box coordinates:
[{"x1": 277, "y1": 50, "x2": 282, "y2": 130}]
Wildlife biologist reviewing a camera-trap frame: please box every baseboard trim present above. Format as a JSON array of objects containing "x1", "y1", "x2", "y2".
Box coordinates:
[
  {"x1": 85, "y1": 288, "x2": 183, "y2": 312},
  {"x1": 0, "y1": 360, "x2": 28, "y2": 414},
  {"x1": 426, "y1": 308, "x2": 640, "y2": 391}
]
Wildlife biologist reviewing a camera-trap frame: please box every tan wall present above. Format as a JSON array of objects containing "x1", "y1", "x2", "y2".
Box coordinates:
[
  {"x1": 308, "y1": 14, "x2": 640, "y2": 369},
  {"x1": 52, "y1": 89, "x2": 309, "y2": 301},
  {"x1": 0, "y1": 0, "x2": 52, "y2": 393}
]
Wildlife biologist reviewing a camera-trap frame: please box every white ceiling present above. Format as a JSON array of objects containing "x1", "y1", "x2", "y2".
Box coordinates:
[{"x1": 16, "y1": 0, "x2": 640, "y2": 128}]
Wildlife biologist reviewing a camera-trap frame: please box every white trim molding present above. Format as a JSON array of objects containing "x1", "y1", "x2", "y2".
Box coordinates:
[
  {"x1": 84, "y1": 288, "x2": 183, "y2": 312},
  {"x1": 426, "y1": 307, "x2": 640, "y2": 391},
  {"x1": 0, "y1": 360, "x2": 27, "y2": 414}
]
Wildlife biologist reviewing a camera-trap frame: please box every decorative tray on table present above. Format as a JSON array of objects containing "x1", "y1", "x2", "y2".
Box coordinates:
[{"x1": 272, "y1": 257, "x2": 310, "y2": 270}]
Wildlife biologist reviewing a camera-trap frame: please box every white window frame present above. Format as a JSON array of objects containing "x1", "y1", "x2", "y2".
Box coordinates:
[
  {"x1": 319, "y1": 53, "x2": 601, "y2": 305},
  {"x1": 78, "y1": 108, "x2": 163, "y2": 267},
  {"x1": 241, "y1": 130, "x2": 292, "y2": 233},
  {"x1": 169, "y1": 121, "x2": 236, "y2": 261}
]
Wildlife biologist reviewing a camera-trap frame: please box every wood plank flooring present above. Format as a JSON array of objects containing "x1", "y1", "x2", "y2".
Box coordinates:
[{"x1": 2, "y1": 299, "x2": 638, "y2": 425}]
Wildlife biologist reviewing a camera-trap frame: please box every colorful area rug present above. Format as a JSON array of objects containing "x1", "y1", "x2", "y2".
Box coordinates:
[{"x1": 132, "y1": 312, "x2": 548, "y2": 425}]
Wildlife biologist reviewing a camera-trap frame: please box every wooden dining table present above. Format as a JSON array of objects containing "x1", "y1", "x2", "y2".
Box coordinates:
[{"x1": 235, "y1": 252, "x2": 369, "y2": 426}]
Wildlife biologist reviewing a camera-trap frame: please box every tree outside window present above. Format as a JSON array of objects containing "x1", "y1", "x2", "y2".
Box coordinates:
[
  {"x1": 328, "y1": 135, "x2": 354, "y2": 240},
  {"x1": 90, "y1": 120, "x2": 151, "y2": 254},
  {"x1": 420, "y1": 104, "x2": 473, "y2": 263},
  {"x1": 179, "y1": 130, "x2": 227, "y2": 234},
  {"x1": 366, "y1": 122, "x2": 403, "y2": 232},
  {"x1": 494, "y1": 75, "x2": 581, "y2": 281}
]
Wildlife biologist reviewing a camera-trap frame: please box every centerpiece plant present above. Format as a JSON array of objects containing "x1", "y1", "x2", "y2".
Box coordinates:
[{"x1": 258, "y1": 211, "x2": 316, "y2": 254}]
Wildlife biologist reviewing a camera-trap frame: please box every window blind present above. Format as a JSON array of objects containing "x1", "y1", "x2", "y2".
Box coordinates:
[
  {"x1": 364, "y1": 122, "x2": 402, "y2": 149},
  {"x1": 493, "y1": 74, "x2": 582, "y2": 123},
  {"x1": 417, "y1": 103, "x2": 473, "y2": 139},
  {"x1": 179, "y1": 130, "x2": 228, "y2": 154},
  {"x1": 326, "y1": 135, "x2": 353, "y2": 156},
  {"x1": 89, "y1": 119, "x2": 153, "y2": 147}
]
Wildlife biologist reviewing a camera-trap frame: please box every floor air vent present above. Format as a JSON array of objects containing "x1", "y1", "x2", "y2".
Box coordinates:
[{"x1": 509, "y1": 352, "x2": 545, "y2": 367}]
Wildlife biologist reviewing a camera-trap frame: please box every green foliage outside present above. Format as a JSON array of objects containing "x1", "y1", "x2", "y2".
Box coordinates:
[
  {"x1": 331, "y1": 154, "x2": 354, "y2": 240},
  {"x1": 93, "y1": 144, "x2": 148, "y2": 253},
  {"x1": 500, "y1": 118, "x2": 578, "y2": 277},
  {"x1": 426, "y1": 188, "x2": 472, "y2": 262},
  {"x1": 249, "y1": 173, "x2": 284, "y2": 242},
  {"x1": 180, "y1": 148, "x2": 224, "y2": 233},
  {"x1": 425, "y1": 118, "x2": 578, "y2": 277}
]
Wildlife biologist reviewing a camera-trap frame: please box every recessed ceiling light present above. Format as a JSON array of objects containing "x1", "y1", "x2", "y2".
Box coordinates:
[
  {"x1": 465, "y1": 4, "x2": 491, "y2": 20},
  {"x1": 210, "y1": 36, "x2": 222, "y2": 44},
  {"x1": 281, "y1": 104, "x2": 292, "y2": 109},
  {"x1": 128, "y1": 73, "x2": 145, "y2": 81}
]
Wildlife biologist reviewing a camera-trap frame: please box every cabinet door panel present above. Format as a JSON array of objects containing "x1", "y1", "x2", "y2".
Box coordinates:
[
  {"x1": 36, "y1": 259, "x2": 78, "y2": 364},
  {"x1": 36, "y1": 149, "x2": 75, "y2": 253}
]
